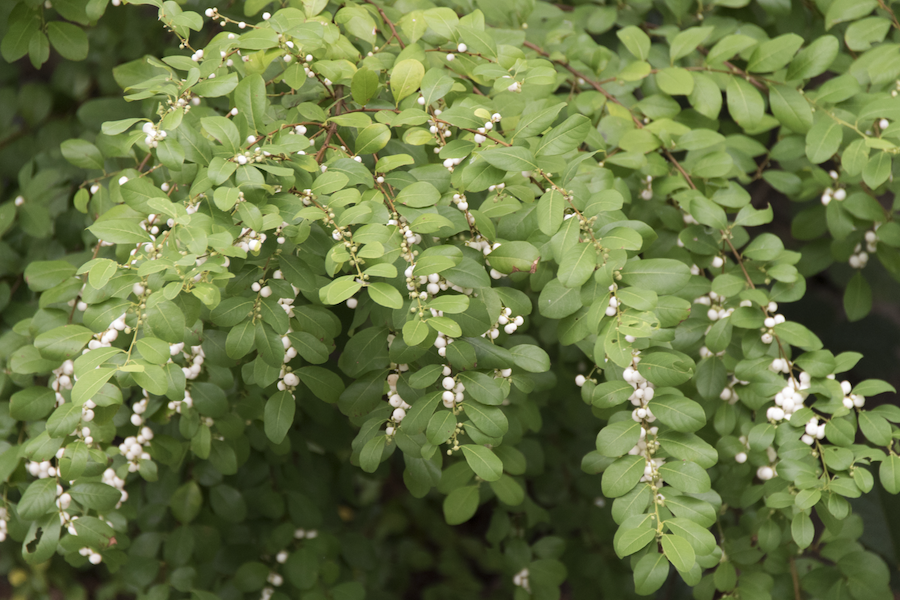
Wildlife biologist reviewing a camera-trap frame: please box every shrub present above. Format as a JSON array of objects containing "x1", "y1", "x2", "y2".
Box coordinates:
[{"x1": 2, "y1": 0, "x2": 900, "y2": 599}]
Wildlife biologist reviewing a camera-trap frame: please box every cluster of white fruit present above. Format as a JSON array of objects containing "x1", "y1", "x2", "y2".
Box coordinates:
[
  {"x1": 755, "y1": 446, "x2": 779, "y2": 481},
  {"x1": 277, "y1": 332, "x2": 302, "y2": 392},
  {"x1": 484, "y1": 307, "x2": 525, "y2": 340},
  {"x1": 764, "y1": 365, "x2": 811, "y2": 422},
  {"x1": 177, "y1": 344, "x2": 206, "y2": 381},
  {"x1": 605, "y1": 288, "x2": 620, "y2": 317},
  {"x1": 513, "y1": 568, "x2": 531, "y2": 592},
  {"x1": 820, "y1": 187, "x2": 847, "y2": 206},
  {"x1": 433, "y1": 330, "x2": 455, "y2": 357},
  {"x1": 141, "y1": 121, "x2": 167, "y2": 148},
  {"x1": 0, "y1": 506, "x2": 8, "y2": 542},
  {"x1": 167, "y1": 388, "x2": 194, "y2": 414},
  {"x1": 800, "y1": 416, "x2": 827, "y2": 445},
  {"x1": 294, "y1": 528, "x2": 319, "y2": 539},
  {"x1": 101, "y1": 464, "x2": 130, "y2": 506},
  {"x1": 449, "y1": 192, "x2": 471, "y2": 211},
  {"x1": 51, "y1": 359, "x2": 75, "y2": 407},
  {"x1": 78, "y1": 546, "x2": 104, "y2": 565},
  {"x1": 444, "y1": 42, "x2": 469, "y2": 62},
  {"x1": 639, "y1": 175, "x2": 653, "y2": 200},
  {"x1": 502, "y1": 76, "x2": 522, "y2": 92},
  {"x1": 627, "y1": 426, "x2": 660, "y2": 461},
  {"x1": 840, "y1": 379, "x2": 865, "y2": 409},
  {"x1": 760, "y1": 307, "x2": 786, "y2": 345},
  {"x1": 494, "y1": 367, "x2": 513, "y2": 380},
  {"x1": 441, "y1": 373, "x2": 467, "y2": 410},
  {"x1": 849, "y1": 239, "x2": 873, "y2": 269},
  {"x1": 235, "y1": 144, "x2": 271, "y2": 166},
  {"x1": 117, "y1": 425, "x2": 155, "y2": 473},
  {"x1": 718, "y1": 375, "x2": 746, "y2": 405},
  {"x1": 384, "y1": 373, "x2": 412, "y2": 435},
  {"x1": 27, "y1": 459, "x2": 58, "y2": 479},
  {"x1": 472, "y1": 114, "x2": 502, "y2": 144},
  {"x1": 102, "y1": 467, "x2": 129, "y2": 508},
  {"x1": 87, "y1": 311, "x2": 129, "y2": 351},
  {"x1": 734, "y1": 435, "x2": 750, "y2": 464},
  {"x1": 466, "y1": 236, "x2": 501, "y2": 259},
  {"x1": 693, "y1": 290, "x2": 733, "y2": 322},
  {"x1": 236, "y1": 227, "x2": 267, "y2": 253},
  {"x1": 623, "y1": 360, "x2": 658, "y2": 424}
]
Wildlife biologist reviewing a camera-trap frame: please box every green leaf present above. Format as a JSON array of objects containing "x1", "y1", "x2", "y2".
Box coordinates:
[
  {"x1": 34, "y1": 325, "x2": 93, "y2": 361},
  {"x1": 536, "y1": 115, "x2": 591, "y2": 156},
  {"x1": 18, "y1": 478, "x2": 57, "y2": 521},
  {"x1": 791, "y1": 512, "x2": 814, "y2": 549},
  {"x1": 769, "y1": 84, "x2": 813, "y2": 134},
  {"x1": 787, "y1": 35, "x2": 840, "y2": 79},
  {"x1": 844, "y1": 272, "x2": 872, "y2": 321},
  {"x1": 634, "y1": 553, "x2": 670, "y2": 596},
  {"x1": 61, "y1": 139, "x2": 104, "y2": 170},
  {"x1": 601, "y1": 455, "x2": 644, "y2": 498},
  {"x1": 351, "y1": 67, "x2": 380, "y2": 105},
  {"x1": 806, "y1": 118, "x2": 843, "y2": 164},
  {"x1": 670, "y1": 26, "x2": 714, "y2": 62},
  {"x1": 880, "y1": 455, "x2": 900, "y2": 494},
  {"x1": 657, "y1": 461, "x2": 710, "y2": 493},
  {"x1": 463, "y1": 400, "x2": 508, "y2": 438},
  {"x1": 656, "y1": 68, "x2": 694, "y2": 96},
  {"x1": 510, "y1": 345, "x2": 550, "y2": 373},
  {"x1": 359, "y1": 435, "x2": 386, "y2": 473},
  {"x1": 825, "y1": 0, "x2": 877, "y2": 30},
  {"x1": 443, "y1": 485, "x2": 479, "y2": 524},
  {"x1": 558, "y1": 243, "x2": 598, "y2": 288},
  {"x1": 592, "y1": 381, "x2": 635, "y2": 409},
  {"x1": 620, "y1": 259, "x2": 690, "y2": 294},
  {"x1": 457, "y1": 371, "x2": 503, "y2": 405},
  {"x1": 617, "y1": 26, "x2": 651, "y2": 60},
  {"x1": 596, "y1": 420, "x2": 641, "y2": 457},
  {"x1": 481, "y1": 146, "x2": 538, "y2": 172},
  {"x1": 147, "y1": 299, "x2": 185, "y2": 343},
  {"x1": 537, "y1": 189, "x2": 565, "y2": 236},
  {"x1": 427, "y1": 411, "x2": 457, "y2": 445},
  {"x1": 265, "y1": 390, "x2": 295, "y2": 444},
  {"x1": 10, "y1": 387, "x2": 55, "y2": 421},
  {"x1": 726, "y1": 77, "x2": 764, "y2": 130},
  {"x1": 355, "y1": 124, "x2": 391, "y2": 155},
  {"x1": 71, "y1": 367, "x2": 116, "y2": 405},
  {"x1": 460, "y1": 444, "x2": 503, "y2": 481},
  {"x1": 488, "y1": 474, "x2": 524, "y2": 506},
  {"x1": 319, "y1": 275, "x2": 362, "y2": 305},
  {"x1": 233, "y1": 73, "x2": 266, "y2": 134},
  {"x1": 665, "y1": 518, "x2": 716, "y2": 555},
  {"x1": 69, "y1": 482, "x2": 121, "y2": 512},
  {"x1": 614, "y1": 516, "x2": 656, "y2": 557},
  {"x1": 661, "y1": 534, "x2": 695, "y2": 573},
  {"x1": 170, "y1": 481, "x2": 202, "y2": 524},
  {"x1": 367, "y1": 282, "x2": 402, "y2": 309},
  {"x1": 651, "y1": 396, "x2": 706, "y2": 432},
  {"x1": 747, "y1": 34, "x2": 803, "y2": 73},
  {"x1": 396, "y1": 181, "x2": 440, "y2": 208},
  {"x1": 47, "y1": 22, "x2": 88, "y2": 61},
  {"x1": 391, "y1": 59, "x2": 425, "y2": 104}
]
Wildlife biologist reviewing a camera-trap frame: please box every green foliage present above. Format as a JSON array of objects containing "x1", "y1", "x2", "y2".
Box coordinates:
[{"x1": 2, "y1": 0, "x2": 900, "y2": 599}]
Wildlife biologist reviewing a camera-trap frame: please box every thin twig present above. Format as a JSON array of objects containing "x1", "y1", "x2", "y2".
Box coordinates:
[{"x1": 365, "y1": 0, "x2": 405, "y2": 49}]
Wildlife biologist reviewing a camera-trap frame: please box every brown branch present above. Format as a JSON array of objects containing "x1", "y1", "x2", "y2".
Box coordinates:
[
  {"x1": 365, "y1": 0, "x2": 405, "y2": 49},
  {"x1": 524, "y1": 40, "x2": 643, "y2": 127},
  {"x1": 789, "y1": 557, "x2": 802, "y2": 600},
  {"x1": 877, "y1": 0, "x2": 900, "y2": 32},
  {"x1": 663, "y1": 149, "x2": 695, "y2": 190}
]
